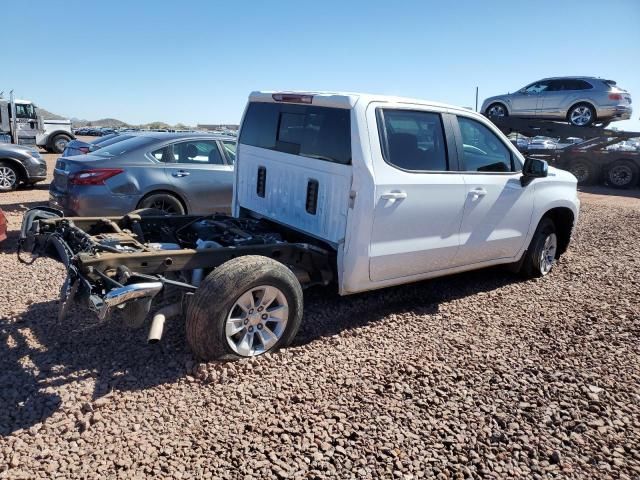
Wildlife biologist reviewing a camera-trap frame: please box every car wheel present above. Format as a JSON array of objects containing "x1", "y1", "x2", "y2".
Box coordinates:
[
  {"x1": 605, "y1": 160, "x2": 639, "y2": 189},
  {"x1": 139, "y1": 193, "x2": 185, "y2": 215},
  {"x1": 486, "y1": 103, "x2": 508, "y2": 118},
  {"x1": 186, "y1": 255, "x2": 303, "y2": 360},
  {"x1": 51, "y1": 134, "x2": 72, "y2": 154},
  {"x1": 0, "y1": 162, "x2": 20, "y2": 192},
  {"x1": 567, "y1": 158, "x2": 598, "y2": 185},
  {"x1": 520, "y1": 217, "x2": 557, "y2": 278},
  {"x1": 567, "y1": 103, "x2": 596, "y2": 127}
]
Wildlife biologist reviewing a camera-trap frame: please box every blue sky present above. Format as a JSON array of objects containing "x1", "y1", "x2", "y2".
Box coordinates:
[{"x1": 4, "y1": 0, "x2": 639, "y2": 130}]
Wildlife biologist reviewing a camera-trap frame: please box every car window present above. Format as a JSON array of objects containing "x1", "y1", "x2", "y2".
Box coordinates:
[
  {"x1": 222, "y1": 140, "x2": 236, "y2": 164},
  {"x1": 458, "y1": 116, "x2": 513, "y2": 172},
  {"x1": 378, "y1": 109, "x2": 448, "y2": 172},
  {"x1": 523, "y1": 81, "x2": 550, "y2": 94},
  {"x1": 92, "y1": 136, "x2": 155, "y2": 157},
  {"x1": 154, "y1": 140, "x2": 225, "y2": 165},
  {"x1": 239, "y1": 102, "x2": 351, "y2": 165}
]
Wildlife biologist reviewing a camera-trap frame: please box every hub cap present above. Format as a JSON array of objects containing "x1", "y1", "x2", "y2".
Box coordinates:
[
  {"x1": 608, "y1": 164, "x2": 633, "y2": 187},
  {"x1": 225, "y1": 285, "x2": 289, "y2": 357},
  {"x1": 146, "y1": 199, "x2": 179, "y2": 214},
  {"x1": 0, "y1": 166, "x2": 17, "y2": 189},
  {"x1": 487, "y1": 104, "x2": 506, "y2": 117},
  {"x1": 569, "y1": 106, "x2": 592, "y2": 126},
  {"x1": 569, "y1": 163, "x2": 589, "y2": 183},
  {"x1": 540, "y1": 233, "x2": 557, "y2": 275},
  {"x1": 55, "y1": 138, "x2": 69, "y2": 152}
]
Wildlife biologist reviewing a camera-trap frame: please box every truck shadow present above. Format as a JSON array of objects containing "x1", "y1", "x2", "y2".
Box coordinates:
[
  {"x1": 0, "y1": 265, "x2": 523, "y2": 436},
  {"x1": 0, "y1": 200, "x2": 48, "y2": 214}
]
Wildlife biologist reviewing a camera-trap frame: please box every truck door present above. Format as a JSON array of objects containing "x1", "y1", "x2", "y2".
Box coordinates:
[
  {"x1": 368, "y1": 107, "x2": 467, "y2": 282},
  {"x1": 162, "y1": 139, "x2": 233, "y2": 214},
  {"x1": 452, "y1": 115, "x2": 535, "y2": 264}
]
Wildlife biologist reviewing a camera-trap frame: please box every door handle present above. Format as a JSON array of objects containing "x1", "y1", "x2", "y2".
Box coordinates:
[
  {"x1": 380, "y1": 191, "x2": 407, "y2": 200},
  {"x1": 172, "y1": 170, "x2": 190, "y2": 178},
  {"x1": 469, "y1": 187, "x2": 487, "y2": 199}
]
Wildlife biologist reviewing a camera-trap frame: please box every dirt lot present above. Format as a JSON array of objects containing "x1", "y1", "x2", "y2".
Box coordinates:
[{"x1": 0, "y1": 150, "x2": 639, "y2": 479}]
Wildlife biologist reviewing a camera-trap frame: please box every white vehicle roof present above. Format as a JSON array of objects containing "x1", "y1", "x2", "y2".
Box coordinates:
[{"x1": 249, "y1": 91, "x2": 477, "y2": 115}]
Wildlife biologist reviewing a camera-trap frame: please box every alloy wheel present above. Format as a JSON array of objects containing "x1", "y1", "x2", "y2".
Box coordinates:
[
  {"x1": 539, "y1": 233, "x2": 557, "y2": 275},
  {"x1": 569, "y1": 106, "x2": 593, "y2": 126},
  {"x1": 0, "y1": 166, "x2": 18, "y2": 189},
  {"x1": 225, "y1": 285, "x2": 289, "y2": 357},
  {"x1": 487, "y1": 104, "x2": 506, "y2": 117}
]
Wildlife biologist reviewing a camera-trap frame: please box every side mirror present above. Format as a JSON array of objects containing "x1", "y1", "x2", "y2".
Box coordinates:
[{"x1": 521, "y1": 157, "x2": 548, "y2": 186}]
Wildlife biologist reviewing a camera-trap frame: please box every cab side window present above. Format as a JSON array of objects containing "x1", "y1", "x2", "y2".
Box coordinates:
[
  {"x1": 458, "y1": 117, "x2": 513, "y2": 172},
  {"x1": 153, "y1": 141, "x2": 225, "y2": 165},
  {"x1": 378, "y1": 109, "x2": 448, "y2": 172}
]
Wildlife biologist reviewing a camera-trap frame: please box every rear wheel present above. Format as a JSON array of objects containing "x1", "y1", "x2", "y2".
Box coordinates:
[
  {"x1": 520, "y1": 217, "x2": 557, "y2": 278},
  {"x1": 138, "y1": 193, "x2": 185, "y2": 215},
  {"x1": 0, "y1": 162, "x2": 20, "y2": 192},
  {"x1": 567, "y1": 158, "x2": 599, "y2": 185},
  {"x1": 567, "y1": 103, "x2": 596, "y2": 127},
  {"x1": 186, "y1": 256, "x2": 303, "y2": 360},
  {"x1": 486, "y1": 103, "x2": 508, "y2": 118},
  {"x1": 605, "y1": 160, "x2": 639, "y2": 189}
]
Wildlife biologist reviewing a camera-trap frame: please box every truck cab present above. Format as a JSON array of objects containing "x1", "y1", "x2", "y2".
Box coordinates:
[{"x1": 234, "y1": 92, "x2": 580, "y2": 295}]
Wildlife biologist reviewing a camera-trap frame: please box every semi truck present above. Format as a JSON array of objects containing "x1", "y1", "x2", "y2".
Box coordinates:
[{"x1": 0, "y1": 91, "x2": 75, "y2": 153}]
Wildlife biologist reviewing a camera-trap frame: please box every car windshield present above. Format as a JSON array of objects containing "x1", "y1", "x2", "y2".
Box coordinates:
[{"x1": 91, "y1": 136, "x2": 155, "y2": 157}]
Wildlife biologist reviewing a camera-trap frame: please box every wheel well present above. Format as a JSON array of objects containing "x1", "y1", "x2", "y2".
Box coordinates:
[
  {"x1": 567, "y1": 101, "x2": 596, "y2": 120},
  {"x1": 543, "y1": 207, "x2": 575, "y2": 256},
  {"x1": 46, "y1": 131, "x2": 74, "y2": 149},
  {"x1": 0, "y1": 158, "x2": 28, "y2": 182},
  {"x1": 137, "y1": 190, "x2": 188, "y2": 213}
]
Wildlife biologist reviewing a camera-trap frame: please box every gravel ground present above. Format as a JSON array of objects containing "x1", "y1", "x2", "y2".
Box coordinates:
[{"x1": 0, "y1": 151, "x2": 639, "y2": 479}]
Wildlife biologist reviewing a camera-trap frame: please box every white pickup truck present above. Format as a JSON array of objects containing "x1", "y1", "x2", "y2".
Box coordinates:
[{"x1": 20, "y1": 91, "x2": 579, "y2": 361}]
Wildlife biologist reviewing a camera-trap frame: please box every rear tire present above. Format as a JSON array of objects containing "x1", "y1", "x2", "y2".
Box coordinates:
[
  {"x1": 605, "y1": 160, "x2": 639, "y2": 189},
  {"x1": 567, "y1": 103, "x2": 596, "y2": 127},
  {"x1": 138, "y1": 193, "x2": 185, "y2": 215},
  {"x1": 567, "y1": 158, "x2": 599, "y2": 185},
  {"x1": 0, "y1": 162, "x2": 20, "y2": 192},
  {"x1": 186, "y1": 256, "x2": 303, "y2": 361},
  {"x1": 520, "y1": 217, "x2": 557, "y2": 278}
]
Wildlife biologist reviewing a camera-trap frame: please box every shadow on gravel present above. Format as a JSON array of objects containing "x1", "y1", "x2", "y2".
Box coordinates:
[
  {"x1": 294, "y1": 266, "x2": 524, "y2": 347},
  {"x1": 0, "y1": 199, "x2": 48, "y2": 214},
  {"x1": 579, "y1": 185, "x2": 640, "y2": 198},
  {"x1": 0, "y1": 297, "x2": 187, "y2": 436},
  {"x1": 0, "y1": 264, "x2": 524, "y2": 436}
]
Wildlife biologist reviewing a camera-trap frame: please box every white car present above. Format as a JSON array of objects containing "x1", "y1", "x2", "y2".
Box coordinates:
[{"x1": 21, "y1": 91, "x2": 580, "y2": 360}]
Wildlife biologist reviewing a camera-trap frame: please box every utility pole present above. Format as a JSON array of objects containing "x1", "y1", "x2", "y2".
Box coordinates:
[{"x1": 475, "y1": 87, "x2": 479, "y2": 112}]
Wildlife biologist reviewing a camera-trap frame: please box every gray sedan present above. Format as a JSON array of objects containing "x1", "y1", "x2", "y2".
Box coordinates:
[
  {"x1": 49, "y1": 132, "x2": 236, "y2": 216},
  {"x1": 482, "y1": 77, "x2": 632, "y2": 127}
]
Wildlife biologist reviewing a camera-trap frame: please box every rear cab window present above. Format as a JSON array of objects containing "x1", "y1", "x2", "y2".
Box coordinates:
[{"x1": 239, "y1": 102, "x2": 351, "y2": 165}]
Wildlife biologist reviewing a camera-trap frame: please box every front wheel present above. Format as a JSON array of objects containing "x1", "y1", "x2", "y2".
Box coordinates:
[
  {"x1": 0, "y1": 162, "x2": 20, "y2": 192},
  {"x1": 186, "y1": 256, "x2": 303, "y2": 360},
  {"x1": 486, "y1": 103, "x2": 508, "y2": 118},
  {"x1": 50, "y1": 134, "x2": 72, "y2": 154},
  {"x1": 520, "y1": 217, "x2": 558, "y2": 278}
]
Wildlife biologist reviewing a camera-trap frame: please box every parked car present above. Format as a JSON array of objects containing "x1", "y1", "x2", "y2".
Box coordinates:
[
  {"x1": 49, "y1": 132, "x2": 237, "y2": 216},
  {"x1": 61, "y1": 133, "x2": 136, "y2": 157},
  {"x1": 0, "y1": 208, "x2": 6, "y2": 243},
  {"x1": 24, "y1": 91, "x2": 579, "y2": 360},
  {"x1": 528, "y1": 137, "x2": 557, "y2": 150},
  {"x1": 482, "y1": 77, "x2": 632, "y2": 127},
  {"x1": 0, "y1": 143, "x2": 47, "y2": 191}
]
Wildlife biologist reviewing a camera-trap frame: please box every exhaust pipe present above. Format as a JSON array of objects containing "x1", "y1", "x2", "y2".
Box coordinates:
[
  {"x1": 148, "y1": 303, "x2": 182, "y2": 344},
  {"x1": 98, "y1": 282, "x2": 163, "y2": 321}
]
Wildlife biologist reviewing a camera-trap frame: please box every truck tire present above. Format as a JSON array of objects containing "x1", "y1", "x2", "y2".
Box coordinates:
[
  {"x1": 520, "y1": 217, "x2": 557, "y2": 278},
  {"x1": 0, "y1": 161, "x2": 20, "y2": 191},
  {"x1": 138, "y1": 193, "x2": 185, "y2": 215},
  {"x1": 566, "y1": 158, "x2": 598, "y2": 186},
  {"x1": 186, "y1": 256, "x2": 303, "y2": 360},
  {"x1": 50, "y1": 134, "x2": 72, "y2": 154},
  {"x1": 605, "y1": 160, "x2": 639, "y2": 189}
]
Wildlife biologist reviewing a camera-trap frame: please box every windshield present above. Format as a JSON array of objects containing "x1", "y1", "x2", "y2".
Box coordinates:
[
  {"x1": 15, "y1": 104, "x2": 37, "y2": 119},
  {"x1": 91, "y1": 136, "x2": 154, "y2": 157}
]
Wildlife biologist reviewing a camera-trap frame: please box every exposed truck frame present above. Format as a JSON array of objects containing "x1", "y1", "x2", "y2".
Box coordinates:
[{"x1": 487, "y1": 116, "x2": 640, "y2": 188}]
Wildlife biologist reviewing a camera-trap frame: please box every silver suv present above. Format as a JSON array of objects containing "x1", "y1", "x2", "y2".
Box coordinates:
[{"x1": 482, "y1": 77, "x2": 632, "y2": 127}]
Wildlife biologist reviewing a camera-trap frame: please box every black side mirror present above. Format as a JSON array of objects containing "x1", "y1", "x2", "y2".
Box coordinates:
[{"x1": 521, "y1": 157, "x2": 548, "y2": 186}]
